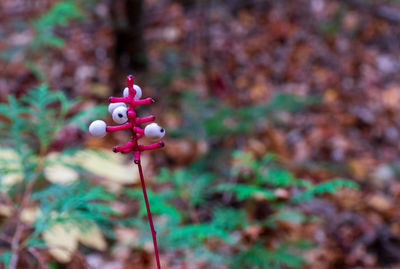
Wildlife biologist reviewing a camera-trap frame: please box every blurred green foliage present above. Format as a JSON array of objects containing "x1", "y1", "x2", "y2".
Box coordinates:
[
  {"x1": 125, "y1": 148, "x2": 357, "y2": 268},
  {"x1": 32, "y1": 0, "x2": 83, "y2": 49},
  {"x1": 0, "y1": 85, "x2": 113, "y2": 267},
  {"x1": 31, "y1": 182, "x2": 118, "y2": 239},
  {"x1": 0, "y1": 0, "x2": 84, "y2": 82}
]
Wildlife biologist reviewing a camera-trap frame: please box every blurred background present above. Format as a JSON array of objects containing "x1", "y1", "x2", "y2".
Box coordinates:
[{"x1": 1, "y1": 0, "x2": 400, "y2": 268}]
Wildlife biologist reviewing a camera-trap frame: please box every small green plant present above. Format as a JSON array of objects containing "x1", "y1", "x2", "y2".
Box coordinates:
[
  {"x1": 0, "y1": 85, "x2": 117, "y2": 268},
  {"x1": 125, "y1": 150, "x2": 357, "y2": 268},
  {"x1": 32, "y1": 0, "x2": 83, "y2": 50},
  {"x1": 0, "y1": 0, "x2": 84, "y2": 81}
]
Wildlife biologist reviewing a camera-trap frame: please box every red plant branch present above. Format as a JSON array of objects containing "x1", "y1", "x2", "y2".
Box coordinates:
[{"x1": 106, "y1": 75, "x2": 164, "y2": 269}]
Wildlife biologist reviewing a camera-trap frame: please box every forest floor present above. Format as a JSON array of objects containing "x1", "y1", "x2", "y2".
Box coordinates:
[{"x1": 2, "y1": 0, "x2": 400, "y2": 268}]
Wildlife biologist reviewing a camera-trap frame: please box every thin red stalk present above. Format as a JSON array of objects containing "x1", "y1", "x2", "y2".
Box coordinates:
[{"x1": 137, "y1": 159, "x2": 161, "y2": 269}]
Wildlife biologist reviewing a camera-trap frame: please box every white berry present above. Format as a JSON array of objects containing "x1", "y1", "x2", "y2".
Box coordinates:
[
  {"x1": 123, "y1": 85, "x2": 142, "y2": 100},
  {"x1": 144, "y1": 123, "x2": 165, "y2": 140},
  {"x1": 112, "y1": 106, "x2": 128, "y2": 124},
  {"x1": 89, "y1": 120, "x2": 107, "y2": 137},
  {"x1": 108, "y1": 102, "x2": 126, "y2": 114}
]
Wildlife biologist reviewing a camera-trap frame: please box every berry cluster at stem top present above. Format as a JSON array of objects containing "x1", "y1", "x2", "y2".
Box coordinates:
[{"x1": 89, "y1": 75, "x2": 165, "y2": 163}]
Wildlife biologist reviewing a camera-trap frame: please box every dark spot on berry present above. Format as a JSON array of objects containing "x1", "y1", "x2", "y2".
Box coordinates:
[
  {"x1": 118, "y1": 114, "x2": 123, "y2": 118},
  {"x1": 160, "y1": 128, "x2": 164, "y2": 133}
]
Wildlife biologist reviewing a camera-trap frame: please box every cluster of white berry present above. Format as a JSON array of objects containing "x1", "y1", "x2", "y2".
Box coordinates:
[{"x1": 88, "y1": 85, "x2": 165, "y2": 140}]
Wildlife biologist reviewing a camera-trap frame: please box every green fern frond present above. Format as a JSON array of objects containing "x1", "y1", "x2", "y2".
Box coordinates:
[
  {"x1": 0, "y1": 250, "x2": 11, "y2": 268},
  {"x1": 166, "y1": 223, "x2": 232, "y2": 248},
  {"x1": 261, "y1": 167, "x2": 295, "y2": 187},
  {"x1": 211, "y1": 207, "x2": 247, "y2": 231},
  {"x1": 156, "y1": 168, "x2": 215, "y2": 206},
  {"x1": 34, "y1": 0, "x2": 82, "y2": 30},
  {"x1": 265, "y1": 209, "x2": 309, "y2": 228},
  {"x1": 32, "y1": 182, "x2": 117, "y2": 236},
  {"x1": 125, "y1": 189, "x2": 181, "y2": 224},
  {"x1": 32, "y1": 0, "x2": 83, "y2": 49},
  {"x1": 231, "y1": 242, "x2": 307, "y2": 269},
  {"x1": 292, "y1": 178, "x2": 359, "y2": 203}
]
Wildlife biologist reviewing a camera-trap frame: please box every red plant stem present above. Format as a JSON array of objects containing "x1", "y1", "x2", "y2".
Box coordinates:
[
  {"x1": 107, "y1": 123, "x2": 132, "y2": 132},
  {"x1": 139, "y1": 142, "x2": 164, "y2": 151},
  {"x1": 136, "y1": 158, "x2": 162, "y2": 269},
  {"x1": 136, "y1": 115, "x2": 156, "y2": 124},
  {"x1": 107, "y1": 75, "x2": 163, "y2": 268}
]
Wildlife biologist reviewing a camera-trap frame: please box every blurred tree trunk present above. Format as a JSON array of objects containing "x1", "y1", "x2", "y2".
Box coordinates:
[{"x1": 111, "y1": 0, "x2": 147, "y2": 92}]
